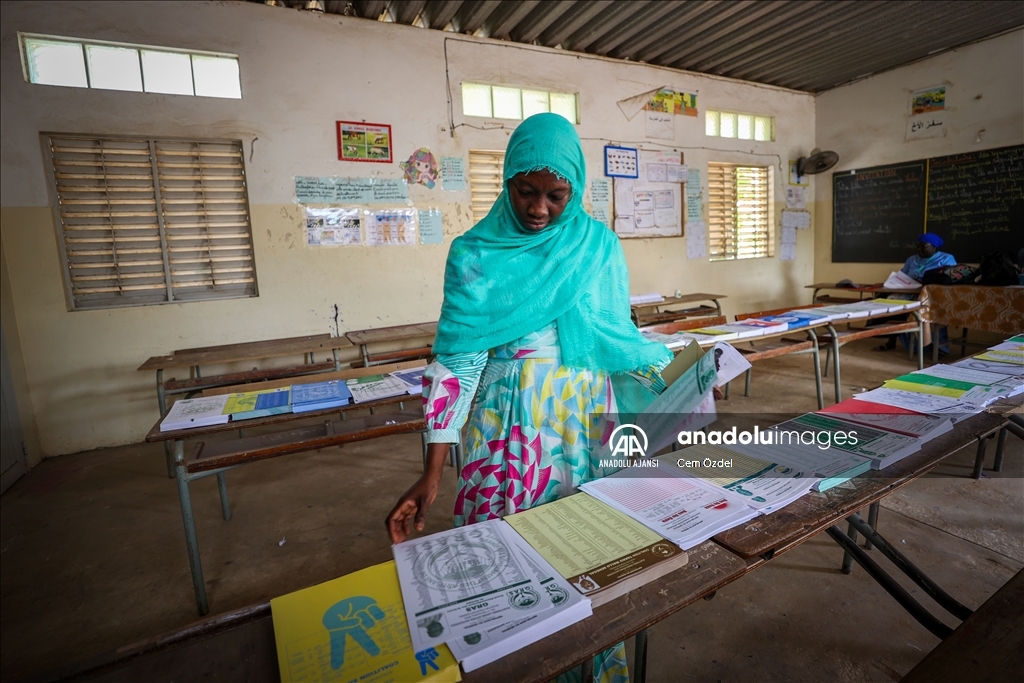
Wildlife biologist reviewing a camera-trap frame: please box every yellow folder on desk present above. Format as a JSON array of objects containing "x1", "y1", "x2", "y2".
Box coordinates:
[{"x1": 270, "y1": 561, "x2": 460, "y2": 683}]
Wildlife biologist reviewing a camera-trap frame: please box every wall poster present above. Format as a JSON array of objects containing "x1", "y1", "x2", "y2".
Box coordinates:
[{"x1": 336, "y1": 121, "x2": 393, "y2": 163}]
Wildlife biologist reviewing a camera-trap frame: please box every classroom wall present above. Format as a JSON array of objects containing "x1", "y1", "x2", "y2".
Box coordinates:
[
  {"x1": 1, "y1": 1, "x2": 815, "y2": 457},
  {"x1": 813, "y1": 29, "x2": 1024, "y2": 285}
]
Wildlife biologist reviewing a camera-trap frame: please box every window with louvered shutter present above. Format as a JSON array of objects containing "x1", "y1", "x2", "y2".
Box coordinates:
[
  {"x1": 707, "y1": 162, "x2": 773, "y2": 261},
  {"x1": 468, "y1": 150, "x2": 505, "y2": 224},
  {"x1": 45, "y1": 134, "x2": 257, "y2": 310}
]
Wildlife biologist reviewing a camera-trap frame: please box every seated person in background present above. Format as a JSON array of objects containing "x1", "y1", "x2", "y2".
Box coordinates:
[
  {"x1": 901, "y1": 232, "x2": 956, "y2": 282},
  {"x1": 875, "y1": 233, "x2": 956, "y2": 351}
]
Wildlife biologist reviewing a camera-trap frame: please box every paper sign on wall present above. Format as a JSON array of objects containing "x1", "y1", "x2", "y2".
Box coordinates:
[
  {"x1": 686, "y1": 221, "x2": 707, "y2": 259},
  {"x1": 364, "y1": 209, "x2": 417, "y2": 246},
  {"x1": 295, "y1": 176, "x2": 409, "y2": 204},
  {"x1": 305, "y1": 207, "x2": 362, "y2": 246},
  {"x1": 785, "y1": 186, "x2": 807, "y2": 209},
  {"x1": 781, "y1": 209, "x2": 811, "y2": 230},
  {"x1": 441, "y1": 156, "x2": 466, "y2": 190},
  {"x1": 645, "y1": 110, "x2": 674, "y2": 140},
  {"x1": 337, "y1": 121, "x2": 392, "y2": 163},
  {"x1": 686, "y1": 167, "x2": 703, "y2": 222},
  {"x1": 418, "y1": 209, "x2": 444, "y2": 244},
  {"x1": 906, "y1": 113, "x2": 946, "y2": 140},
  {"x1": 590, "y1": 178, "x2": 612, "y2": 229},
  {"x1": 604, "y1": 145, "x2": 639, "y2": 178}
]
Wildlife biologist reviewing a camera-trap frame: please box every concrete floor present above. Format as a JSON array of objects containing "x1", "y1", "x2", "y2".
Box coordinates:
[{"x1": 2, "y1": 339, "x2": 1021, "y2": 682}]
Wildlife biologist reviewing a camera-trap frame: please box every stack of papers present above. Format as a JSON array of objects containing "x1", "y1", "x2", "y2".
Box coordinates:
[
  {"x1": 733, "y1": 318, "x2": 790, "y2": 334},
  {"x1": 630, "y1": 292, "x2": 665, "y2": 305},
  {"x1": 767, "y1": 412, "x2": 918, "y2": 472},
  {"x1": 640, "y1": 329, "x2": 693, "y2": 350},
  {"x1": 690, "y1": 324, "x2": 767, "y2": 340},
  {"x1": 882, "y1": 365, "x2": 1023, "y2": 408},
  {"x1": 393, "y1": 518, "x2": 591, "y2": 671},
  {"x1": 347, "y1": 374, "x2": 415, "y2": 403},
  {"x1": 292, "y1": 380, "x2": 353, "y2": 413},
  {"x1": 504, "y1": 494, "x2": 689, "y2": 607},
  {"x1": 160, "y1": 395, "x2": 230, "y2": 432},
  {"x1": 222, "y1": 387, "x2": 292, "y2": 421},
  {"x1": 871, "y1": 298, "x2": 921, "y2": 311},
  {"x1": 675, "y1": 444, "x2": 818, "y2": 513},
  {"x1": 681, "y1": 327, "x2": 739, "y2": 342},
  {"x1": 820, "y1": 397, "x2": 953, "y2": 442},
  {"x1": 270, "y1": 561, "x2": 461, "y2": 683},
  {"x1": 757, "y1": 310, "x2": 831, "y2": 328},
  {"x1": 391, "y1": 368, "x2": 426, "y2": 395},
  {"x1": 580, "y1": 462, "x2": 757, "y2": 550}
]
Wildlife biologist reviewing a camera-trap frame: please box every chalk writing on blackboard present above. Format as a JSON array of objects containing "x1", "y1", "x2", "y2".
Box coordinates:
[{"x1": 832, "y1": 162, "x2": 926, "y2": 263}]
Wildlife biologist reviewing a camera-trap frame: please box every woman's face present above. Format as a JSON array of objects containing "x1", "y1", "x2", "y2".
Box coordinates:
[
  {"x1": 916, "y1": 241, "x2": 937, "y2": 258},
  {"x1": 508, "y1": 170, "x2": 571, "y2": 232}
]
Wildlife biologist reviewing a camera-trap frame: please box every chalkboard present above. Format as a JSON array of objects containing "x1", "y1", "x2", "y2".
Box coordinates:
[
  {"x1": 832, "y1": 161, "x2": 927, "y2": 263},
  {"x1": 926, "y1": 145, "x2": 1024, "y2": 263}
]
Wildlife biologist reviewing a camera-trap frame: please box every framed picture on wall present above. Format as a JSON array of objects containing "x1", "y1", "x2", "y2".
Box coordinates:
[{"x1": 337, "y1": 121, "x2": 393, "y2": 163}]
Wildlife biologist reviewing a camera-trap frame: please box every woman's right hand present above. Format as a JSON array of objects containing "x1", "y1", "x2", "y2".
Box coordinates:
[{"x1": 385, "y1": 443, "x2": 449, "y2": 544}]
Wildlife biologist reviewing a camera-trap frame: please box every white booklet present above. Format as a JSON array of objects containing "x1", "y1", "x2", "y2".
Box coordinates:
[
  {"x1": 852, "y1": 387, "x2": 977, "y2": 416},
  {"x1": 160, "y1": 395, "x2": 230, "y2": 432},
  {"x1": 346, "y1": 374, "x2": 415, "y2": 403},
  {"x1": 580, "y1": 461, "x2": 757, "y2": 550},
  {"x1": 447, "y1": 522, "x2": 592, "y2": 672},
  {"x1": 393, "y1": 518, "x2": 554, "y2": 653}
]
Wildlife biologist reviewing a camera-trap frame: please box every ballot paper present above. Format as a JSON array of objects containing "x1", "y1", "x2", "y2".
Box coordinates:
[
  {"x1": 347, "y1": 374, "x2": 414, "y2": 403},
  {"x1": 393, "y1": 519, "x2": 553, "y2": 653},
  {"x1": 761, "y1": 413, "x2": 918, "y2": 471},
  {"x1": 580, "y1": 461, "x2": 758, "y2": 550},
  {"x1": 883, "y1": 373, "x2": 1019, "y2": 407},
  {"x1": 160, "y1": 395, "x2": 230, "y2": 431},
  {"x1": 914, "y1": 364, "x2": 1021, "y2": 390},
  {"x1": 975, "y1": 349, "x2": 1024, "y2": 365},
  {"x1": 710, "y1": 341, "x2": 753, "y2": 388},
  {"x1": 446, "y1": 523, "x2": 592, "y2": 672},
  {"x1": 675, "y1": 444, "x2": 818, "y2": 513},
  {"x1": 820, "y1": 398, "x2": 953, "y2": 441},
  {"x1": 852, "y1": 387, "x2": 972, "y2": 415},
  {"x1": 952, "y1": 357, "x2": 1024, "y2": 377}
]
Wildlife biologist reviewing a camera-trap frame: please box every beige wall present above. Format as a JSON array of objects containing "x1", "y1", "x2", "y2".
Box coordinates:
[
  {"x1": 1, "y1": 1, "x2": 818, "y2": 456},
  {"x1": 813, "y1": 29, "x2": 1024, "y2": 285}
]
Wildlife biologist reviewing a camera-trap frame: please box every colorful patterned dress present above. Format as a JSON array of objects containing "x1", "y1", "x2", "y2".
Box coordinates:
[{"x1": 423, "y1": 322, "x2": 663, "y2": 683}]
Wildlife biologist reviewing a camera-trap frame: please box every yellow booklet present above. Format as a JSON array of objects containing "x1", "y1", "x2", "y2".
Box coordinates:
[{"x1": 271, "y1": 561, "x2": 461, "y2": 683}]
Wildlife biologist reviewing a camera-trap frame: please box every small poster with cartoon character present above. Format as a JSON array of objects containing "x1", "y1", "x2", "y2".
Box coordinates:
[
  {"x1": 337, "y1": 121, "x2": 393, "y2": 163},
  {"x1": 401, "y1": 148, "x2": 440, "y2": 189}
]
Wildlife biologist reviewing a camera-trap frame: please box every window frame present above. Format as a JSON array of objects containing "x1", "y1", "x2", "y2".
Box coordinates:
[
  {"x1": 707, "y1": 162, "x2": 775, "y2": 262},
  {"x1": 18, "y1": 32, "x2": 242, "y2": 99},
  {"x1": 461, "y1": 81, "x2": 579, "y2": 124},
  {"x1": 705, "y1": 109, "x2": 774, "y2": 142},
  {"x1": 42, "y1": 132, "x2": 259, "y2": 311}
]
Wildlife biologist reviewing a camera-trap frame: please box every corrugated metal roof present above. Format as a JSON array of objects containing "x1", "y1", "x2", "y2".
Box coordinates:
[{"x1": 259, "y1": 0, "x2": 1023, "y2": 92}]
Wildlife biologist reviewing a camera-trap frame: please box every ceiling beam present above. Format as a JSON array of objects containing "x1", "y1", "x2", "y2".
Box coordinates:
[
  {"x1": 510, "y1": 1, "x2": 576, "y2": 43},
  {"x1": 564, "y1": 1, "x2": 649, "y2": 52},
  {"x1": 538, "y1": 0, "x2": 614, "y2": 47},
  {"x1": 638, "y1": 1, "x2": 758, "y2": 65},
  {"x1": 451, "y1": 0, "x2": 502, "y2": 34},
  {"x1": 391, "y1": 0, "x2": 426, "y2": 24},
  {"x1": 484, "y1": 0, "x2": 542, "y2": 39},
  {"x1": 354, "y1": 0, "x2": 387, "y2": 20},
  {"x1": 423, "y1": 0, "x2": 464, "y2": 29},
  {"x1": 586, "y1": 2, "x2": 684, "y2": 56},
  {"x1": 608, "y1": 1, "x2": 713, "y2": 61}
]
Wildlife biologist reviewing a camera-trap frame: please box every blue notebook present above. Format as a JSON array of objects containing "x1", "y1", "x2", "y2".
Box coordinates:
[
  {"x1": 291, "y1": 380, "x2": 352, "y2": 413},
  {"x1": 760, "y1": 311, "x2": 828, "y2": 329},
  {"x1": 232, "y1": 388, "x2": 293, "y2": 421}
]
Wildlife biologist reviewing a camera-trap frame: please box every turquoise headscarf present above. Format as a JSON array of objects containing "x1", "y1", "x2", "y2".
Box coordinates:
[{"x1": 434, "y1": 113, "x2": 671, "y2": 374}]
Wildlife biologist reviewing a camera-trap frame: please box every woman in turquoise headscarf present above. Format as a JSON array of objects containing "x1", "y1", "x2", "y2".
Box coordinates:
[{"x1": 387, "y1": 113, "x2": 671, "y2": 682}]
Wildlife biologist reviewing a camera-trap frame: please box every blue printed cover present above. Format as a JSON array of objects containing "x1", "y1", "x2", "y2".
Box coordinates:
[
  {"x1": 255, "y1": 389, "x2": 291, "y2": 410},
  {"x1": 291, "y1": 380, "x2": 352, "y2": 406}
]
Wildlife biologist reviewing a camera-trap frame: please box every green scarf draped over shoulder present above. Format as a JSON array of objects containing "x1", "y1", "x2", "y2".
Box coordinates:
[{"x1": 434, "y1": 113, "x2": 671, "y2": 375}]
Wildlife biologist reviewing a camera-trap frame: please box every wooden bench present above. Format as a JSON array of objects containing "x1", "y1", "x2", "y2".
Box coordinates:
[
  {"x1": 630, "y1": 292, "x2": 726, "y2": 326},
  {"x1": 899, "y1": 567, "x2": 1024, "y2": 683},
  {"x1": 639, "y1": 314, "x2": 727, "y2": 335},
  {"x1": 346, "y1": 322, "x2": 436, "y2": 368}
]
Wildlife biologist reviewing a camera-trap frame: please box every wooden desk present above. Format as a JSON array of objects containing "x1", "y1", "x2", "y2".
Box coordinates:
[
  {"x1": 806, "y1": 282, "x2": 921, "y2": 305},
  {"x1": 631, "y1": 293, "x2": 726, "y2": 326},
  {"x1": 899, "y1": 567, "x2": 1024, "y2": 683},
  {"x1": 713, "y1": 411, "x2": 1007, "y2": 560},
  {"x1": 148, "y1": 361, "x2": 427, "y2": 617},
  {"x1": 346, "y1": 322, "x2": 437, "y2": 367},
  {"x1": 40, "y1": 542, "x2": 750, "y2": 683}
]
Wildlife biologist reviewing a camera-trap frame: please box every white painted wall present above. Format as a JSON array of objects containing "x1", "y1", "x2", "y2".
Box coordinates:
[
  {"x1": 813, "y1": 29, "x2": 1024, "y2": 285},
  {"x1": 1, "y1": 0, "x2": 817, "y2": 456}
]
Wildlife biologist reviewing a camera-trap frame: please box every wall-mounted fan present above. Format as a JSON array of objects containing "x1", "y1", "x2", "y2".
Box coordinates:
[{"x1": 796, "y1": 148, "x2": 839, "y2": 178}]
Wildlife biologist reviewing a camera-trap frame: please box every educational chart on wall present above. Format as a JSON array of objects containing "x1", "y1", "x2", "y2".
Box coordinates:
[
  {"x1": 295, "y1": 176, "x2": 410, "y2": 204},
  {"x1": 832, "y1": 161, "x2": 927, "y2": 263},
  {"x1": 831, "y1": 144, "x2": 1023, "y2": 264},
  {"x1": 305, "y1": 207, "x2": 362, "y2": 246},
  {"x1": 612, "y1": 151, "x2": 684, "y2": 239},
  {"x1": 336, "y1": 121, "x2": 393, "y2": 163},
  {"x1": 364, "y1": 209, "x2": 417, "y2": 246},
  {"x1": 589, "y1": 178, "x2": 612, "y2": 229}
]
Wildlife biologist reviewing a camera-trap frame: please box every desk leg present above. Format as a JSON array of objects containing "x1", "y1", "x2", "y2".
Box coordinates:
[
  {"x1": 216, "y1": 472, "x2": 231, "y2": 521},
  {"x1": 712, "y1": 298, "x2": 722, "y2": 316},
  {"x1": 993, "y1": 428, "x2": 1008, "y2": 472},
  {"x1": 809, "y1": 330, "x2": 824, "y2": 409},
  {"x1": 826, "y1": 524, "x2": 953, "y2": 639},
  {"x1": 916, "y1": 313, "x2": 924, "y2": 370},
  {"x1": 864, "y1": 501, "x2": 880, "y2": 551},
  {"x1": 157, "y1": 370, "x2": 174, "y2": 479},
  {"x1": 931, "y1": 324, "x2": 939, "y2": 365},
  {"x1": 580, "y1": 657, "x2": 593, "y2": 683},
  {"x1": 634, "y1": 629, "x2": 649, "y2": 683},
  {"x1": 173, "y1": 439, "x2": 208, "y2": 616},
  {"x1": 360, "y1": 343, "x2": 370, "y2": 368},
  {"x1": 332, "y1": 347, "x2": 341, "y2": 371},
  {"x1": 828, "y1": 324, "x2": 842, "y2": 403},
  {"x1": 972, "y1": 434, "x2": 989, "y2": 479}
]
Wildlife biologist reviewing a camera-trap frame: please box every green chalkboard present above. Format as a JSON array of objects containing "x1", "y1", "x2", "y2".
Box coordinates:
[
  {"x1": 925, "y1": 145, "x2": 1024, "y2": 263},
  {"x1": 832, "y1": 162, "x2": 927, "y2": 263},
  {"x1": 831, "y1": 144, "x2": 1024, "y2": 264}
]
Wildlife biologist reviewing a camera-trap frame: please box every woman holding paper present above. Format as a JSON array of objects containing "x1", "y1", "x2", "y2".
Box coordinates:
[
  {"x1": 875, "y1": 233, "x2": 956, "y2": 351},
  {"x1": 387, "y1": 113, "x2": 672, "y2": 682}
]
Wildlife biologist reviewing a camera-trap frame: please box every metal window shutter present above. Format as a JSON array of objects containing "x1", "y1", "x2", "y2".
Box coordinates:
[
  {"x1": 48, "y1": 135, "x2": 170, "y2": 308},
  {"x1": 468, "y1": 150, "x2": 505, "y2": 224},
  {"x1": 154, "y1": 140, "x2": 257, "y2": 301},
  {"x1": 707, "y1": 162, "x2": 737, "y2": 261},
  {"x1": 735, "y1": 166, "x2": 771, "y2": 259}
]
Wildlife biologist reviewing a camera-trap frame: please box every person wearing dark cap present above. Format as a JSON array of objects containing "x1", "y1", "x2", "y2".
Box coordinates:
[
  {"x1": 901, "y1": 233, "x2": 956, "y2": 282},
  {"x1": 874, "y1": 233, "x2": 957, "y2": 351}
]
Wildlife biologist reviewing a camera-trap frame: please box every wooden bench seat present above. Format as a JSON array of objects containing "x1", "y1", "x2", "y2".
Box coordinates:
[
  {"x1": 635, "y1": 305, "x2": 720, "y2": 326},
  {"x1": 189, "y1": 410, "x2": 426, "y2": 473},
  {"x1": 640, "y1": 315, "x2": 727, "y2": 335},
  {"x1": 164, "y1": 361, "x2": 337, "y2": 393}
]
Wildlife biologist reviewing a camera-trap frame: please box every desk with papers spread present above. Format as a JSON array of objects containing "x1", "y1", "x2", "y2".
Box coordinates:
[{"x1": 49, "y1": 338, "x2": 1023, "y2": 683}]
